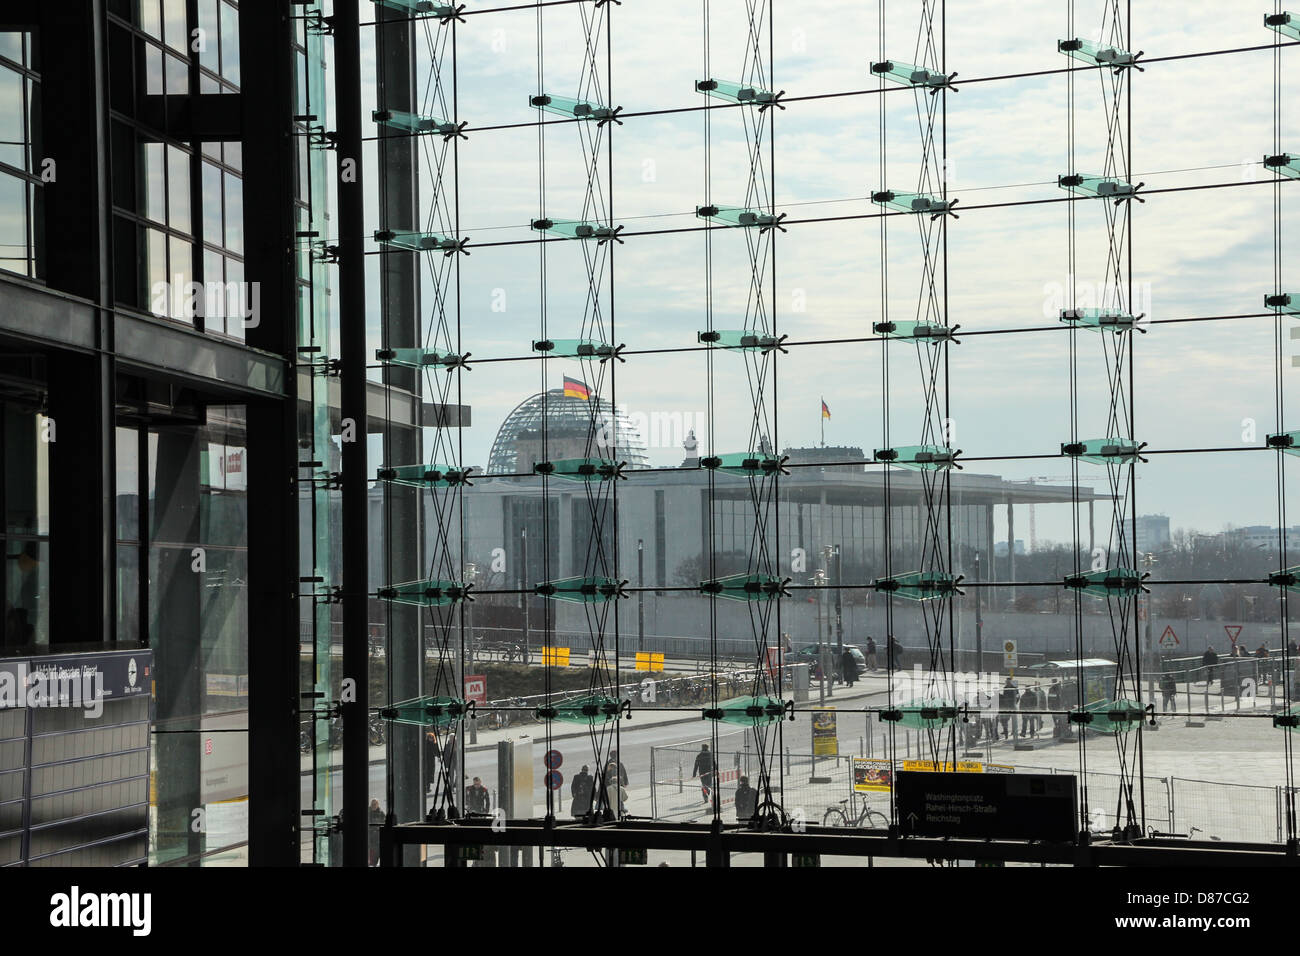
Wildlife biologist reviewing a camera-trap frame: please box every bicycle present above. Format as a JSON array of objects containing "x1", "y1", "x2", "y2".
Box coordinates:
[{"x1": 823, "y1": 798, "x2": 890, "y2": 830}]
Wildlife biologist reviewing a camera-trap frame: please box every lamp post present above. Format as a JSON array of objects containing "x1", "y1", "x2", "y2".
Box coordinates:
[
  {"x1": 637, "y1": 539, "x2": 645, "y2": 654},
  {"x1": 520, "y1": 526, "x2": 529, "y2": 665},
  {"x1": 974, "y1": 551, "x2": 983, "y2": 674},
  {"x1": 465, "y1": 562, "x2": 478, "y2": 744}
]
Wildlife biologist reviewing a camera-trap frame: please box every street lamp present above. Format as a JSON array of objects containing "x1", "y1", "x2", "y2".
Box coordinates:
[{"x1": 637, "y1": 539, "x2": 645, "y2": 653}]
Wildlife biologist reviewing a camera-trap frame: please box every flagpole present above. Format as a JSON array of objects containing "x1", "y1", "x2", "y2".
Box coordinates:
[{"x1": 820, "y1": 397, "x2": 825, "y2": 448}]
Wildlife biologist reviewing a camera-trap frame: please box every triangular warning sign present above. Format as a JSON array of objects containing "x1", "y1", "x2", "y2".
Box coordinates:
[
  {"x1": 1159, "y1": 625, "x2": 1179, "y2": 647},
  {"x1": 1225, "y1": 625, "x2": 1243, "y2": 645}
]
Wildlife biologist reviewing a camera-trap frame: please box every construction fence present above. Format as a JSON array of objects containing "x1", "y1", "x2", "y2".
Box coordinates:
[{"x1": 649, "y1": 744, "x2": 1291, "y2": 845}]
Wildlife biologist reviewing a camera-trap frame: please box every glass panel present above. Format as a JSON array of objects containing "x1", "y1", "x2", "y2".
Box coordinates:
[
  {"x1": 142, "y1": 142, "x2": 165, "y2": 222},
  {"x1": 223, "y1": 256, "x2": 244, "y2": 341},
  {"x1": 116, "y1": 543, "x2": 140, "y2": 642},
  {"x1": 0, "y1": 65, "x2": 23, "y2": 170},
  {"x1": 5, "y1": 405, "x2": 48, "y2": 535},
  {"x1": 201, "y1": 160, "x2": 222, "y2": 246},
  {"x1": 0, "y1": 33, "x2": 23, "y2": 65},
  {"x1": 139, "y1": 0, "x2": 162, "y2": 39},
  {"x1": 167, "y1": 144, "x2": 190, "y2": 232},
  {"x1": 5, "y1": 539, "x2": 47, "y2": 647},
  {"x1": 145, "y1": 43, "x2": 163, "y2": 96},
  {"x1": 168, "y1": 235, "x2": 192, "y2": 322},
  {"x1": 197, "y1": 0, "x2": 219, "y2": 72},
  {"x1": 204, "y1": 248, "x2": 225, "y2": 334},
  {"x1": 219, "y1": 1, "x2": 239, "y2": 86},
  {"x1": 166, "y1": 52, "x2": 188, "y2": 95},
  {"x1": 222, "y1": 172, "x2": 242, "y2": 254},
  {"x1": 162, "y1": 0, "x2": 187, "y2": 54},
  {"x1": 116, "y1": 426, "x2": 140, "y2": 541},
  {"x1": 145, "y1": 227, "x2": 167, "y2": 315},
  {"x1": 0, "y1": 171, "x2": 26, "y2": 275},
  {"x1": 222, "y1": 141, "x2": 241, "y2": 172}
]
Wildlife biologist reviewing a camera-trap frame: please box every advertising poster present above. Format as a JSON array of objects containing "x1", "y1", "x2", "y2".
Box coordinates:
[
  {"x1": 812, "y1": 708, "x2": 838, "y2": 755},
  {"x1": 853, "y1": 758, "x2": 893, "y2": 792}
]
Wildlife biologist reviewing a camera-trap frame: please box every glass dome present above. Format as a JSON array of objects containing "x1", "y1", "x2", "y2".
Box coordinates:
[{"x1": 486, "y1": 388, "x2": 650, "y2": 475}]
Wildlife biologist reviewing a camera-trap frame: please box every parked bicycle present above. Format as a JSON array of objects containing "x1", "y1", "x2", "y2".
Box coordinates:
[{"x1": 823, "y1": 798, "x2": 890, "y2": 830}]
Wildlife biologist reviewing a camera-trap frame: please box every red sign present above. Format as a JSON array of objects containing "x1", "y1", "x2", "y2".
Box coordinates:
[
  {"x1": 1158, "y1": 625, "x2": 1180, "y2": 648},
  {"x1": 464, "y1": 675, "x2": 487, "y2": 705},
  {"x1": 1225, "y1": 625, "x2": 1243, "y2": 646},
  {"x1": 204, "y1": 738, "x2": 213, "y2": 755}
]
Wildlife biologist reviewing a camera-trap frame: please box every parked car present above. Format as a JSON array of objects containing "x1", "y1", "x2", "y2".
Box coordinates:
[{"x1": 790, "y1": 644, "x2": 866, "y2": 680}]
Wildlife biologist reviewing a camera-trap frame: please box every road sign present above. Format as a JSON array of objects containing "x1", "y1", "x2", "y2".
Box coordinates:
[
  {"x1": 1225, "y1": 625, "x2": 1243, "y2": 646},
  {"x1": 1003, "y1": 640, "x2": 1017, "y2": 668},
  {"x1": 1158, "y1": 625, "x2": 1180, "y2": 648},
  {"x1": 464, "y1": 675, "x2": 487, "y2": 705},
  {"x1": 544, "y1": 749, "x2": 563, "y2": 770},
  {"x1": 541, "y1": 646, "x2": 570, "y2": 667},
  {"x1": 634, "y1": 651, "x2": 665, "y2": 672},
  {"x1": 544, "y1": 770, "x2": 563, "y2": 791},
  {"x1": 896, "y1": 770, "x2": 1077, "y2": 842}
]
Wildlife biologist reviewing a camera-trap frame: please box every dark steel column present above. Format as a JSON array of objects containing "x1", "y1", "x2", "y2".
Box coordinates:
[
  {"x1": 334, "y1": 0, "x2": 370, "y2": 868},
  {"x1": 242, "y1": 0, "x2": 301, "y2": 866},
  {"x1": 37, "y1": 2, "x2": 113, "y2": 644}
]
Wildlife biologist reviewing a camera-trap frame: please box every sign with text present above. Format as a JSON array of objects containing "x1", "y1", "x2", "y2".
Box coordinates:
[
  {"x1": 811, "y1": 708, "x2": 838, "y2": 755},
  {"x1": 464, "y1": 675, "x2": 487, "y2": 706},
  {"x1": 853, "y1": 758, "x2": 893, "y2": 792},
  {"x1": 896, "y1": 770, "x2": 1077, "y2": 842}
]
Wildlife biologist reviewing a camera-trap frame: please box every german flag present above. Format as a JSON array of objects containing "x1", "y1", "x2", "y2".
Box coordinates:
[
  {"x1": 563, "y1": 375, "x2": 591, "y2": 401},
  {"x1": 821, "y1": 398, "x2": 831, "y2": 420}
]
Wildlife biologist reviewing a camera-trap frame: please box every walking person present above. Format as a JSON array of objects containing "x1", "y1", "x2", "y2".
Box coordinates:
[
  {"x1": 570, "y1": 765, "x2": 594, "y2": 818},
  {"x1": 1047, "y1": 679, "x2": 1063, "y2": 738},
  {"x1": 865, "y1": 635, "x2": 879, "y2": 671},
  {"x1": 1018, "y1": 685, "x2": 1037, "y2": 737},
  {"x1": 691, "y1": 743, "x2": 717, "y2": 805},
  {"x1": 1160, "y1": 671, "x2": 1177, "y2": 714},
  {"x1": 1201, "y1": 645, "x2": 1219, "y2": 687},
  {"x1": 841, "y1": 647, "x2": 858, "y2": 688},
  {"x1": 998, "y1": 678, "x2": 1018, "y2": 740}
]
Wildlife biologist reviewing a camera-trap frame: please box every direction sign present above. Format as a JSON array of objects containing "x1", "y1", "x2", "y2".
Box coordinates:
[
  {"x1": 1158, "y1": 625, "x2": 1180, "y2": 648},
  {"x1": 896, "y1": 770, "x2": 1077, "y2": 842},
  {"x1": 544, "y1": 770, "x2": 563, "y2": 791},
  {"x1": 544, "y1": 749, "x2": 563, "y2": 770},
  {"x1": 1225, "y1": 625, "x2": 1243, "y2": 646}
]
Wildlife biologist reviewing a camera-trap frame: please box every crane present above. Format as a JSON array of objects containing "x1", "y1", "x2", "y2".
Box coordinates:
[{"x1": 1011, "y1": 476, "x2": 1077, "y2": 553}]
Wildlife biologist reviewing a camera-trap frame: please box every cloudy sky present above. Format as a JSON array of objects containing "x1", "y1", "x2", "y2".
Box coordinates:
[{"x1": 352, "y1": 0, "x2": 1300, "y2": 547}]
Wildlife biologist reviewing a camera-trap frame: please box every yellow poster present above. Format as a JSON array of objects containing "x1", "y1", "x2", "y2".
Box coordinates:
[
  {"x1": 812, "y1": 708, "x2": 838, "y2": 755},
  {"x1": 902, "y1": 760, "x2": 983, "y2": 773}
]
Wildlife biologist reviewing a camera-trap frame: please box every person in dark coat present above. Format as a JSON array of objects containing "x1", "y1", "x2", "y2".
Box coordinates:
[
  {"x1": 886, "y1": 636, "x2": 902, "y2": 671},
  {"x1": 1159, "y1": 672, "x2": 1177, "y2": 713},
  {"x1": 1201, "y1": 646, "x2": 1219, "y2": 685},
  {"x1": 423, "y1": 732, "x2": 441, "y2": 792},
  {"x1": 1047, "y1": 679, "x2": 1063, "y2": 737},
  {"x1": 865, "y1": 636, "x2": 879, "y2": 670},
  {"x1": 998, "y1": 678, "x2": 1018, "y2": 739},
  {"x1": 841, "y1": 648, "x2": 858, "y2": 687},
  {"x1": 1018, "y1": 686, "x2": 1037, "y2": 736},
  {"x1": 691, "y1": 743, "x2": 717, "y2": 804},
  {"x1": 734, "y1": 775, "x2": 758, "y2": 823},
  {"x1": 570, "y1": 765, "x2": 594, "y2": 818}
]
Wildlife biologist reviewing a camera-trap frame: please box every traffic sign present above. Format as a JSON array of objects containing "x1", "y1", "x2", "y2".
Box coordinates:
[
  {"x1": 1003, "y1": 640, "x2": 1017, "y2": 668},
  {"x1": 544, "y1": 770, "x2": 563, "y2": 791},
  {"x1": 1225, "y1": 625, "x2": 1243, "y2": 646},
  {"x1": 1159, "y1": 625, "x2": 1180, "y2": 648},
  {"x1": 544, "y1": 749, "x2": 563, "y2": 770}
]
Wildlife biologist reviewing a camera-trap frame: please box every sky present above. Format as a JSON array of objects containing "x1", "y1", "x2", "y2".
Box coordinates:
[{"x1": 349, "y1": 0, "x2": 1300, "y2": 547}]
